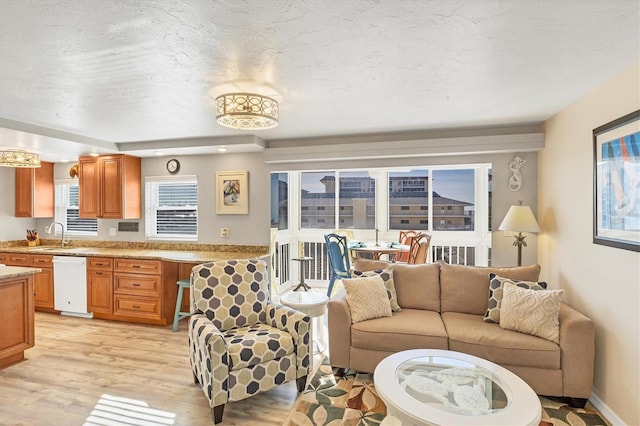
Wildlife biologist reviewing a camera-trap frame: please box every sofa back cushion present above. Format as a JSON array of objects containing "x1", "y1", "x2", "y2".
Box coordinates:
[
  {"x1": 393, "y1": 263, "x2": 441, "y2": 311},
  {"x1": 440, "y1": 263, "x2": 541, "y2": 315}
]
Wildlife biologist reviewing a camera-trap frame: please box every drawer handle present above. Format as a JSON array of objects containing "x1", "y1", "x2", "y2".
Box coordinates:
[
  {"x1": 132, "y1": 265, "x2": 141, "y2": 268},
  {"x1": 132, "y1": 305, "x2": 140, "y2": 309},
  {"x1": 132, "y1": 283, "x2": 141, "y2": 287},
  {"x1": 95, "y1": 272, "x2": 103, "y2": 275}
]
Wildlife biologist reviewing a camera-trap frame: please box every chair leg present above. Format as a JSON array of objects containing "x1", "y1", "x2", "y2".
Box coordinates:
[
  {"x1": 193, "y1": 373, "x2": 199, "y2": 385},
  {"x1": 212, "y1": 404, "x2": 224, "y2": 424},
  {"x1": 326, "y1": 275, "x2": 336, "y2": 298},
  {"x1": 296, "y1": 375, "x2": 307, "y2": 392}
]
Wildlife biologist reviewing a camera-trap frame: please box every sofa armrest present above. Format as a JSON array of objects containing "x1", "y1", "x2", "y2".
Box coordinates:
[
  {"x1": 558, "y1": 303, "x2": 595, "y2": 398},
  {"x1": 328, "y1": 289, "x2": 352, "y2": 369},
  {"x1": 188, "y1": 314, "x2": 229, "y2": 408},
  {"x1": 265, "y1": 302, "x2": 311, "y2": 378}
]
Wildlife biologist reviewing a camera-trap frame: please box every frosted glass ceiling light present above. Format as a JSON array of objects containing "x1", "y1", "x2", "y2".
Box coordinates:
[
  {"x1": 0, "y1": 149, "x2": 41, "y2": 167},
  {"x1": 215, "y1": 93, "x2": 278, "y2": 130}
]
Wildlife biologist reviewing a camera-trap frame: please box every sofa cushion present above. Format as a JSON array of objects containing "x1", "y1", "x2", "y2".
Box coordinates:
[
  {"x1": 351, "y1": 309, "x2": 448, "y2": 352},
  {"x1": 353, "y1": 268, "x2": 401, "y2": 312},
  {"x1": 484, "y1": 274, "x2": 548, "y2": 323},
  {"x1": 223, "y1": 323, "x2": 295, "y2": 370},
  {"x1": 393, "y1": 263, "x2": 441, "y2": 311},
  {"x1": 442, "y1": 312, "x2": 560, "y2": 370},
  {"x1": 500, "y1": 282, "x2": 564, "y2": 343},
  {"x1": 440, "y1": 263, "x2": 541, "y2": 315},
  {"x1": 343, "y1": 275, "x2": 392, "y2": 323}
]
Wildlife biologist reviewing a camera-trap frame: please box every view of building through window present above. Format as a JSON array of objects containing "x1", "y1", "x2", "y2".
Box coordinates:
[{"x1": 276, "y1": 168, "x2": 477, "y2": 231}]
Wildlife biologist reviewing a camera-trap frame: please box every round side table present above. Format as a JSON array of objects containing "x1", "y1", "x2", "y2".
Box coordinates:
[{"x1": 279, "y1": 291, "x2": 329, "y2": 367}]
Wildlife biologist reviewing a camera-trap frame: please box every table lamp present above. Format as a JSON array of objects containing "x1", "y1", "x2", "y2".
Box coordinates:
[{"x1": 498, "y1": 201, "x2": 540, "y2": 266}]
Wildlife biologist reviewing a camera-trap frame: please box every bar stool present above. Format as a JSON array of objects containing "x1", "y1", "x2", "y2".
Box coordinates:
[{"x1": 172, "y1": 279, "x2": 191, "y2": 331}]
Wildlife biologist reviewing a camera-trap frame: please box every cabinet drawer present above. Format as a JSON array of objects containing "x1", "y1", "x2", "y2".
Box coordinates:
[
  {"x1": 114, "y1": 259, "x2": 161, "y2": 275},
  {"x1": 30, "y1": 254, "x2": 53, "y2": 267},
  {"x1": 88, "y1": 257, "x2": 113, "y2": 271},
  {"x1": 0, "y1": 253, "x2": 8, "y2": 264},
  {"x1": 7, "y1": 254, "x2": 29, "y2": 266},
  {"x1": 114, "y1": 295, "x2": 161, "y2": 320},
  {"x1": 114, "y1": 273, "x2": 161, "y2": 297}
]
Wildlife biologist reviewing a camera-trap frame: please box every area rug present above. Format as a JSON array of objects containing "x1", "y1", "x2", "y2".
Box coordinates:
[{"x1": 283, "y1": 357, "x2": 608, "y2": 426}]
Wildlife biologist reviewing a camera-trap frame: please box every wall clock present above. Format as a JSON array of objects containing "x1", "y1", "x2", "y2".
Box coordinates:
[{"x1": 166, "y1": 159, "x2": 180, "y2": 174}]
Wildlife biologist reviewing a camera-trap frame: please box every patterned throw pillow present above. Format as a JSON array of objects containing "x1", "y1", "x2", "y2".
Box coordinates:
[
  {"x1": 483, "y1": 273, "x2": 547, "y2": 323},
  {"x1": 353, "y1": 268, "x2": 401, "y2": 312},
  {"x1": 500, "y1": 282, "x2": 564, "y2": 343},
  {"x1": 343, "y1": 275, "x2": 393, "y2": 323}
]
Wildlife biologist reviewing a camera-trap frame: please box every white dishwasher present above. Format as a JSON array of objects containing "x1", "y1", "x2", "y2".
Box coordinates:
[{"x1": 53, "y1": 256, "x2": 93, "y2": 318}]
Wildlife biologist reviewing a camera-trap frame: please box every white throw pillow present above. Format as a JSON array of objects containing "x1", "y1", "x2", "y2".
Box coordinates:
[
  {"x1": 499, "y1": 282, "x2": 564, "y2": 343},
  {"x1": 343, "y1": 275, "x2": 393, "y2": 323}
]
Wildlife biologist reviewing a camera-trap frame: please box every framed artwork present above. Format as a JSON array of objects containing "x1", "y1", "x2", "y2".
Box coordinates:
[
  {"x1": 216, "y1": 170, "x2": 249, "y2": 214},
  {"x1": 593, "y1": 109, "x2": 640, "y2": 251}
]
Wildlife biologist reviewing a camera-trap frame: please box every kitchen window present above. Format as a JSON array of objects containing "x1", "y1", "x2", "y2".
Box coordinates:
[
  {"x1": 145, "y1": 176, "x2": 198, "y2": 240},
  {"x1": 55, "y1": 181, "x2": 98, "y2": 236}
]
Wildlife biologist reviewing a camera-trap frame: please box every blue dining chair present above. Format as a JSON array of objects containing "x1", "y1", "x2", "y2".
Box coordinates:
[{"x1": 324, "y1": 233, "x2": 351, "y2": 298}]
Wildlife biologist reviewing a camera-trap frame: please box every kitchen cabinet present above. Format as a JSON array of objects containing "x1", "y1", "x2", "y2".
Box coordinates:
[
  {"x1": 0, "y1": 272, "x2": 35, "y2": 368},
  {"x1": 87, "y1": 257, "x2": 113, "y2": 316},
  {"x1": 14, "y1": 161, "x2": 54, "y2": 218},
  {"x1": 0, "y1": 253, "x2": 53, "y2": 312},
  {"x1": 78, "y1": 154, "x2": 141, "y2": 219},
  {"x1": 30, "y1": 255, "x2": 54, "y2": 311},
  {"x1": 113, "y1": 258, "x2": 177, "y2": 325}
]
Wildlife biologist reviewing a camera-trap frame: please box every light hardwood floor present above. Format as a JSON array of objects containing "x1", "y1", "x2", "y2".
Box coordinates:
[{"x1": 0, "y1": 313, "x2": 321, "y2": 426}]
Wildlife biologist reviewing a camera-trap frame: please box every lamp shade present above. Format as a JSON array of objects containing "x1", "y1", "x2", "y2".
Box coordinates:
[{"x1": 498, "y1": 204, "x2": 540, "y2": 233}]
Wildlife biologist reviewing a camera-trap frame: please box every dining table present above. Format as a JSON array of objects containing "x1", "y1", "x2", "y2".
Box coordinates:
[{"x1": 348, "y1": 241, "x2": 409, "y2": 262}]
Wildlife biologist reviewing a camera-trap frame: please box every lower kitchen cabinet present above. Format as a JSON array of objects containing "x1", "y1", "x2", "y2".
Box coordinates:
[
  {"x1": 87, "y1": 257, "x2": 113, "y2": 316},
  {"x1": 30, "y1": 255, "x2": 54, "y2": 311}
]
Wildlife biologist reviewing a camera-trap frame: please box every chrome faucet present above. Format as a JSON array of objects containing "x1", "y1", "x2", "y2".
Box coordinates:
[{"x1": 45, "y1": 222, "x2": 68, "y2": 247}]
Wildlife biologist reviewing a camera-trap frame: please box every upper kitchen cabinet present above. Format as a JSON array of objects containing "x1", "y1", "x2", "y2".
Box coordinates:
[
  {"x1": 15, "y1": 161, "x2": 54, "y2": 218},
  {"x1": 78, "y1": 154, "x2": 141, "y2": 219}
]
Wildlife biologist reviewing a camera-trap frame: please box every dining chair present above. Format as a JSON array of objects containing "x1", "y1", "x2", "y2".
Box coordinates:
[
  {"x1": 412, "y1": 239, "x2": 432, "y2": 264},
  {"x1": 397, "y1": 230, "x2": 423, "y2": 262},
  {"x1": 324, "y1": 233, "x2": 351, "y2": 298},
  {"x1": 333, "y1": 229, "x2": 357, "y2": 261},
  {"x1": 405, "y1": 233, "x2": 432, "y2": 264}
]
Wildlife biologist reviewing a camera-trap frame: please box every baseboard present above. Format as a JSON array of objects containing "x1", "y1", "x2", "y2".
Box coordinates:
[{"x1": 590, "y1": 391, "x2": 624, "y2": 425}]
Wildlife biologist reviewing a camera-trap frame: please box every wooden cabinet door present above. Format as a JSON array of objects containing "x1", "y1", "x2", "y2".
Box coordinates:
[
  {"x1": 100, "y1": 156, "x2": 123, "y2": 219},
  {"x1": 0, "y1": 275, "x2": 35, "y2": 368},
  {"x1": 14, "y1": 162, "x2": 54, "y2": 218},
  {"x1": 78, "y1": 157, "x2": 100, "y2": 218},
  {"x1": 33, "y1": 161, "x2": 54, "y2": 218},
  {"x1": 33, "y1": 268, "x2": 54, "y2": 310},
  {"x1": 14, "y1": 168, "x2": 33, "y2": 217},
  {"x1": 88, "y1": 270, "x2": 113, "y2": 314}
]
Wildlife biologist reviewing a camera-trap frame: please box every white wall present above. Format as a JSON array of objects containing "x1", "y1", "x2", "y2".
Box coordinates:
[
  {"x1": 0, "y1": 167, "x2": 37, "y2": 241},
  {"x1": 539, "y1": 62, "x2": 640, "y2": 424}
]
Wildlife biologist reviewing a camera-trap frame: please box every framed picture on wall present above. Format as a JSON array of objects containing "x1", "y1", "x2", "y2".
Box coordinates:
[
  {"x1": 593, "y1": 109, "x2": 640, "y2": 251},
  {"x1": 216, "y1": 170, "x2": 249, "y2": 214}
]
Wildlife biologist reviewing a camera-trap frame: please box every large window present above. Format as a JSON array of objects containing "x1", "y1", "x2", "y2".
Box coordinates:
[
  {"x1": 145, "y1": 176, "x2": 198, "y2": 240},
  {"x1": 270, "y1": 173, "x2": 289, "y2": 230},
  {"x1": 300, "y1": 172, "x2": 335, "y2": 229},
  {"x1": 55, "y1": 181, "x2": 98, "y2": 236}
]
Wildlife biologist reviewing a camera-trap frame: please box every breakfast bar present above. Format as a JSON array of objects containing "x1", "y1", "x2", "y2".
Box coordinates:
[{"x1": 0, "y1": 266, "x2": 40, "y2": 368}]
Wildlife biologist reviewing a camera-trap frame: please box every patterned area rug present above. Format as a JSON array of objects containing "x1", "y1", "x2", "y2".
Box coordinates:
[{"x1": 284, "y1": 357, "x2": 608, "y2": 426}]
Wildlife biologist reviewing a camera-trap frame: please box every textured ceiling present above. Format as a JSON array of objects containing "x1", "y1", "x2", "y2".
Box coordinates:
[{"x1": 0, "y1": 0, "x2": 638, "y2": 161}]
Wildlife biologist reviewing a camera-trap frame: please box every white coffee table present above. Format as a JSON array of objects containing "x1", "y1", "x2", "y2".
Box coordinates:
[{"x1": 374, "y1": 349, "x2": 541, "y2": 426}]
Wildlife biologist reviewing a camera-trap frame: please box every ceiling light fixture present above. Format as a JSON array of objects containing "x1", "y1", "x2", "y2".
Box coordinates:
[
  {"x1": 215, "y1": 93, "x2": 278, "y2": 130},
  {"x1": 0, "y1": 149, "x2": 41, "y2": 168}
]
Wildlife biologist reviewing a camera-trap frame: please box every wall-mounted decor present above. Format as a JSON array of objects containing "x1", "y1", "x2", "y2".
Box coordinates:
[
  {"x1": 593, "y1": 109, "x2": 640, "y2": 252},
  {"x1": 215, "y1": 170, "x2": 249, "y2": 214},
  {"x1": 508, "y1": 156, "x2": 526, "y2": 191}
]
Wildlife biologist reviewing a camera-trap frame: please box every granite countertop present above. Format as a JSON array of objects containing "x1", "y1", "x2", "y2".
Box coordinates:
[
  {"x1": 0, "y1": 265, "x2": 42, "y2": 279},
  {"x1": 0, "y1": 245, "x2": 269, "y2": 263}
]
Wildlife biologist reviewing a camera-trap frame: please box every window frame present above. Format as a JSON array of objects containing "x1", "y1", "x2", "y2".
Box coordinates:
[
  {"x1": 54, "y1": 179, "x2": 98, "y2": 237},
  {"x1": 144, "y1": 175, "x2": 198, "y2": 241}
]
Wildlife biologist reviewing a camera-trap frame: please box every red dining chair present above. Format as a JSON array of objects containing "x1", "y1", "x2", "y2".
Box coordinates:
[{"x1": 397, "y1": 231, "x2": 422, "y2": 262}]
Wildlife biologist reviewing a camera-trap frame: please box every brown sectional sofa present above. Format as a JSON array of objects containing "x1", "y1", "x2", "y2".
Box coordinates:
[{"x1": 327, "y1": 260, "x2": 595, "y2": 406}]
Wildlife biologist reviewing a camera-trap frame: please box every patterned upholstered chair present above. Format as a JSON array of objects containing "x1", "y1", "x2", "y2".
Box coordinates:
[{"x1": 188, "y1": 259, "x2": 311, "y2": 424}]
